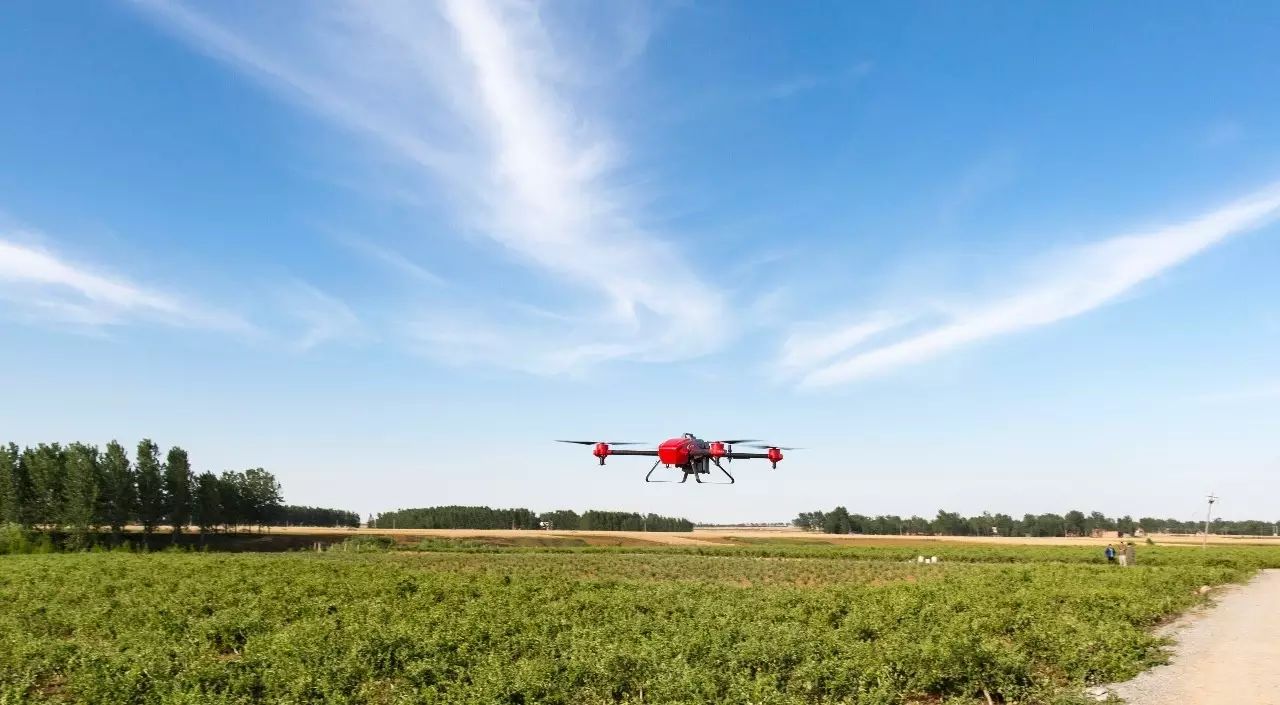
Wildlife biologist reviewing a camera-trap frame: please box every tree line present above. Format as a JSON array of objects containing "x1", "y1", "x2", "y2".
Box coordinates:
[
  {"x1": 371, "y1": 506, "x2": 694, "y2": 532},
  {"x1": 277, "y1": 505, "x2": 360, "y2": 528},
  {"x1": 794, "y1": 507, "x2": 1280, "y2": 537},
  {"x1": 547, "y1": 510, "x2": 694, "y2": 532},
  {"x1": 0, "y1": 440, "x2": 357, "y2": 545}
]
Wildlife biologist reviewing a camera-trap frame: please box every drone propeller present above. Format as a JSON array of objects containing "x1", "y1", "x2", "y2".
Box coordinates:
[
  {"x1": 555, "y1": 440, "x2": 647, "y2": 446},
  {"x1": 711, "y1": 439, "x2": 759, "y2": 464},
  {"x1": 740, "y1": 443, "x2": 804, "y2": 450}
]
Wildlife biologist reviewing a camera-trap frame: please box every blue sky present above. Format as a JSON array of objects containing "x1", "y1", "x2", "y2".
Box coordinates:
[{"x1": 2, "y1": 1, "x2": 1279, "y2": 523}]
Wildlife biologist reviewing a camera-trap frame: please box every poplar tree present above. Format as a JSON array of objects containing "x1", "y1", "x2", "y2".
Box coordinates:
[
  {"x1": 191, "y1": 471, "x2": 223, "y2": 534},
  {"x1": 242, "y1": 467, "x2": 282, "y2": 530},
  {"x1": 100, "y1": 441, "x2": 136, "y2": 539},
  {"x1": 164, "y1": 447, "x2": 192, "y2": 537},
  {"x1": 61, "y1": 443, "x2": 100, "y2": 547},
  {"x1": 25, "y1": 444, "x2": 65, "y2": 528},
  {"x1": 0, "y1": 443, "x2": 20, "y2": 525},
  {"x1": 219, "y1": 471, "x2": 245, "y2": 530},
  {"x1": 135, "y1": 439, "x2": 165, "y2": 534}
]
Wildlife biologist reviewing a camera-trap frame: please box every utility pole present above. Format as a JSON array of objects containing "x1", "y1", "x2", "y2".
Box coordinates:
[{"x1": 1202, "y1": 493, "x2": 1218, "y2": 550}]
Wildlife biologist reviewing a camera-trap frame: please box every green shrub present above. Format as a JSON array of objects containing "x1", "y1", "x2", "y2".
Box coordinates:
[
  {"x1": 0, "y1": 523, "x2": 32, "y2": 555},
  {"x1": 1, "y1": 544, "x2": 1273, "y2": 703},
  {"x1": 329, "y1": 535, "x2": 396, "y2": 552}
]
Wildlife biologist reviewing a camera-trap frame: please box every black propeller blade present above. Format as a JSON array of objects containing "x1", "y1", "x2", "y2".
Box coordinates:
[
  {"x1": 715, "y1": 438, "x2": 760, "y2": 445},
  {"x1": 555, "y1": 440, "x2": 647, "y2": 446},
  {"x1": 740, "y1": 443, "x2": 804, "y2": 450}
]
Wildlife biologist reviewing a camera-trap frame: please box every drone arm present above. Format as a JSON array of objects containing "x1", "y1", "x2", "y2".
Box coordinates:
[
  {"x1": 605, "y1": 449, "x2": 661, "y2": 457},
  {"x1": 725, "y1": 449, "x2": 784, "y2": 469}
]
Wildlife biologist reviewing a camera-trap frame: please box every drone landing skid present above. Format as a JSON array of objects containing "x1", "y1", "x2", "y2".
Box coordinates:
[
  {"x1": 644, "y1": 460, "x2": 674, "y2": 483},
  {"x1": 643, "y1": 459, "x2": 734, "y2": 485},
  {"x1": 709, "y1": 459, "x2": 735, "y2": 485},
  {"x1": 688, "y1": 460, "x2": 735, "y2": 485}
]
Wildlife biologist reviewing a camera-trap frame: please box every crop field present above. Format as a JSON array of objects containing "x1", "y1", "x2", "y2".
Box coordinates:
[{"x1": 3, "y1": 541, "x2": 1280, "y2": 704}]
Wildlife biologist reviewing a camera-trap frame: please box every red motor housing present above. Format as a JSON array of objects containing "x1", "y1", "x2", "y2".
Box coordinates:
[
  {"x1": 708, "y1": 441, "x2": 728, "y2": 458},
  {"x1": 767, "y1": 447, "x2": 783, "y2": 468},
  {"x1": 593, "y1": 442, "x2": 610, "y2": 465}
]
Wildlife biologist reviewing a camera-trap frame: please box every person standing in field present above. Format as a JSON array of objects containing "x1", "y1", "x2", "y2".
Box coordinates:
[
  {"x1": 1105, "y1": 544, "x2": 1116, "y2": 563},
  {"x1": 1125, "y1": 542, "x2": 1136, "y2": 566},
  {"x1": 1117, "y1": 544, "x2": 1129, "y2": 567}
]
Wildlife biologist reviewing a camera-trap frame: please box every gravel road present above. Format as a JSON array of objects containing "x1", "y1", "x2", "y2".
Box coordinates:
[{"x1": 1108, "y1": 569, "x2": 1280, "y2": 705}]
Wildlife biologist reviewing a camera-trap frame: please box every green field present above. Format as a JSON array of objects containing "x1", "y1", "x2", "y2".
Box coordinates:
[{"x1": 3, "y1": 541, "x2": 1278, "y2": 704}]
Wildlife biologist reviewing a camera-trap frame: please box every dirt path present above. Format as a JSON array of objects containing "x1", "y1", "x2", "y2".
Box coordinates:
[{"x1": 1108, "y1": 569, "x2": 1280, "y2": 705}]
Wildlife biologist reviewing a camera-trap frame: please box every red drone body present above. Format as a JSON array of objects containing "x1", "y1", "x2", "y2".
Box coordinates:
[{"x1": 558, "y1": 434, "x2": 799, "y2": 484}]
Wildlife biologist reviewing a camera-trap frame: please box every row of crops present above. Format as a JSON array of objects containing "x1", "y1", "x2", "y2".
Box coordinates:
[{"x1": 2, "y1": 543, "x2": 1278, "y2": 703}]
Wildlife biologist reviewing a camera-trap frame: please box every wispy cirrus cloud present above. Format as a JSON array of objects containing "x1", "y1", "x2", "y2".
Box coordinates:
[
  {"x1": 784, "y1": 181, "x2": 1280, "y2": 387},
  {"x1": 0, "y1": 234, "x2": 250, "y2": 333},
  {"x1": 277, "y1": 281, "x2": 366, "y2": 351},
  {"x1": 330, "y1": 234, "x2": 447, "y2": 288},
  {"x1": 131, "y1": 0, "x2": 726, "y2": 373},
  {"x1": 763, "y1": 61, "x2": 873, "y2": 101}
]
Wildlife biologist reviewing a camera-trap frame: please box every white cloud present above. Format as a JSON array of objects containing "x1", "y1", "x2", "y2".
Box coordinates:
[
  {"x1": 0, "y1": 235, "x2": 249, "y2": 333},
  {"x1": 131, "y1": 0, "x2": 726, "y2": 372},
  {"x1": 278, "y1": 281, "x2": 365, "y2": 351},
  {"x1": 785, "y1": 182, "x2": 1280, "y2": 387},
  {"x1": 330, "y1": 235, "x2": 447, "y2": 288},
  {"x1": 763, "y1": 61, "x2": 872, "y2": 101},
  {"x1": 778, "y1": 315, "x2": 901, "y2": 373}
]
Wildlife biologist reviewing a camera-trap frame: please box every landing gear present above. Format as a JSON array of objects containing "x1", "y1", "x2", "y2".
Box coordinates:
[
  {"x1": 712, "y1": 458, "x2": 735, "y2": 484},
  {"x1": 691, "y1": 458, "x2": 734, "y2": 485},
  {"x1": 644, "y1": 460, "x2": 672, "y2": 483},
  {"x1": 644, "y1": 458, "x2": 734, "y2": 485}
]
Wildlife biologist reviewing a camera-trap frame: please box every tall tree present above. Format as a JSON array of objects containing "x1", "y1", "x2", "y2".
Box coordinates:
[
  {"x1": 0, "y1": 443, "x2": 21, "y2": 525},
  {"x1": 218, "y1": 471, "x2": 245, "y2": 529},
  {"x1": 241, "y1": 468, "x2": 282, "y2": 530},
  {"x1": 62, "y1": 443, "x2": 101, "y2": 547},
  {"x1": 1064, "y1": 510, "x2": 1087, "y2": 536},
  {"x1": 191, "y1": 471, "x2": 223, "y2": 535},
  {"x1": 1088, "y1": 511, "x2": 1115, "y2": 533},
  {"x1": 25, "y1": 443, "x2": 65, "y2": 528},
  {"x1": 905, "y1": 515, "x2": 932, "y2": 535},
  {"x1": 822, "y1": 506, "x2": 852, "y2": 534},
  {"x1": 164, "y1": 447, "x2": 193, "y2": 537},
  {"x1": 12, "y1": 449, "x2": 33, "y2": 527},
  {"x1": 135, "y1": 439, "x2": 165, "y2": 534},
  {"x1": 933, "y1": 510, "x2": 969, "y2": 535},
  {"x1": 100, "y1": 441, "x2": 136, "y2": 539}
]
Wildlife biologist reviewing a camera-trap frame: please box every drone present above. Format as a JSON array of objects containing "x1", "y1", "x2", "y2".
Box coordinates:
[{"x1": 556, "y1": 433, "x2": 799, "y2": 484}]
